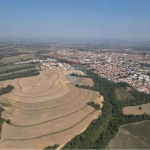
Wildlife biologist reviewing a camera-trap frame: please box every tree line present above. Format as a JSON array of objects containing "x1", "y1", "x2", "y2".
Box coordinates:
[
  {"x1": 70, "y1": 73, "x2": 89, "y2": 78},
  {"x1": 0, "y1": 69, "x2": 39, "y2": 81},
  {"x1": 0, "y1": 65, "x2": 35, "y2": 75},
  {"x1": 0, "y1": 85, "x2": 14, "y2": 139},
  {"x1": 0, "y1": 85, "x2": 14, "y2": 96},
  {"x1": 63, "y1": 70, "x2": 150, "y2": 149}
]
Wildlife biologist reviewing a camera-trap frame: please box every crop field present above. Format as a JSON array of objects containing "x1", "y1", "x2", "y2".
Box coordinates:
[
  {"x1": 0, "y1": 54, "x2": 35, "y2": 65},
  {"x1": 16, "y1": 46, "x2": 49, "y2": 52},
  {"x1": 0, "y1": 64, "x2": 35, "y2": 73},
  {"x1": 78, "y1": 78, "x2": 94, "y2": 87},
  {"x1": 115, "y1": 87, "x2": 134, "y2": 101},
  {"x1": 108, "y1": 121, "x2": 150, "y2": 149},
  {"x1": 65, "y1": 70, "x2": 94, "y2": 87},
  {"x1": 123, "y1": 103, "x2": 150, "y2": 115},
  {"x1": 0, "y1": 69, "x2": 34, "y2": 77},
  {"x1": 0, "y1": 69, "x2": 102, "y2": 149}
]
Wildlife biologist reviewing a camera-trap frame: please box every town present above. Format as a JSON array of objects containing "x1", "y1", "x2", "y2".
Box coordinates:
[
  {"x1": 11, "y1": 49, "x2": 150, "y2": 94},
  {"x1": 55, "y1": 49, "x2": 150, "y2": 94}
]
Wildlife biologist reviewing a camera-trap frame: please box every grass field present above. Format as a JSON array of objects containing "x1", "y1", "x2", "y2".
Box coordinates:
[
  {"x1": 16, "y1": 46, "x2": 48, "y2": 52},
  {"x1": 78, "y1": 78, "x2": 94, "y2": 87},
  {"x1": 0, "y1": 69, "x2": 102, "y2": 149},
  {"x1": 0, "y1": 64, "x2": 35, "y2": 73},
  {"x1": 108, "y1": 121, "x2": 150, "y2": 149},
  {"x1": 65, "y1": 70, "x2": 94, "y2": 87},
  {"x1": 115, "y1": 87, "x2": 134, "y2": 101},
  {"x1": 0, "y1": 54, "x2": 35, "y2": 65},
  {"x1": 0, "y1": 103, "x2": 11, "y2": 107},
  {"x1": 0, "y1": 69, "x2": 34, "y2": 77}
]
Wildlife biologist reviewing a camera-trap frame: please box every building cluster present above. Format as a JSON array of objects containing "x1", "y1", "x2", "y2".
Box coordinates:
[
  {"x1": 14, "y1": 58, "x2": 56, "y2": 65},
  {"x1": 57, "y1": 49, "x2": 150, "y2": 94},
  {"x1": 13, "y1": 57, "x2": 74, "y2": 70},
  {"x1": 12, "y1": 49, "x2": 150, "y2": 94},
  {"x1": 40, "y1": 58, "x2": 74, "y2": 70},
  {"x1": 41, "y1": 62, "x2": 74, "y2": 70}
]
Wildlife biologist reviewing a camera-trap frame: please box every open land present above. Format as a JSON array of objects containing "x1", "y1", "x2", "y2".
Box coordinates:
[
  {"x1": 123, "y1": 103, "x2": 150, "y2": 115},
  {"x1": 115, "y1": 87, "x2": 134, "y2": 101},
  {"x1": 0, "y1": 54, "x2": 35, "y2": 65},
  {"x1": 0, "y1": 69, "x2": 102, "y2": 149},
  {"x1": 108, "y1": 120, "x2": 150, "y2": 149},
  {"x1": 78, "y1": 78, "x2": 94, "y2": 87}
]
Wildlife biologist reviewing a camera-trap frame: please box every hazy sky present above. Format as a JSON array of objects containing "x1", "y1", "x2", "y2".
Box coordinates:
[{"x1": 0, "y1": 0, "x2": 150, "y2": 41}]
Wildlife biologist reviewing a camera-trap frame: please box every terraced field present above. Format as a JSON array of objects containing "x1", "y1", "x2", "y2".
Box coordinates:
[{"x1": 0, "y1": 69, "x2": 102, "y2": 149}]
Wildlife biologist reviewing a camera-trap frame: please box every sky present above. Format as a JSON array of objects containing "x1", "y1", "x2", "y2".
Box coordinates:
[{"x1": 0, "y1": 0, "x2": 150, "y2": 41}]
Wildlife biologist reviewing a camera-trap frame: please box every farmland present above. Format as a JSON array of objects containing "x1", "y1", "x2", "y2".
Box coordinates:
[
  {"x1": 108, "y1": 121, "x2": 150, "y2": 149},
  {"x1": 78, "y1": 78, "x2": 94, "y2": 87},
  {"x1": 0, "y1": 54, "x2": 35, "y2": 65},
  {"x1": 123, "y1": 103, "x2": 150, "y2": 115},
  {"x1": 0, "y1": 64, "x2": 35, "y2": 74},
  {"x1": 0, "y1": 63, "x2": 39, "y2": 82},
  {"x1": 115, "y1": 87, "x2": 134, "y2": 101},
  {"x1": 0, "y1": 69, "x2": 102, "y2": 149}
]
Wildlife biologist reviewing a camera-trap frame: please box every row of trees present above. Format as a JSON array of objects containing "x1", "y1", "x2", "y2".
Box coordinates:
[
  {"x1": 70, "y1": 73, "x2": 89, "y2": 78},
  {"x1": 44, "y1": 144, "x2": 59, "y2": 149},
  {"x1": 63, "y1": 70, "x2": 150, "y2": 149},
  {"x1": 0, "y1": 85, "x2": 14, "y2": 139},
  {"x1": 0, "y1": 52, "x2": 21, "y2": 62},
  {"x1": 0, "y1": 65, "x2": 35, "y2": 75},
  {"x1": 121, "y1": 89, "x2": 150, "y2": 106},
  {"x1": 87, "y1": 102, "x2": 101, "y2": 110},
  {"x1": 0, "y1": 85, "x2": 14, "y2": 95},
  {"x1": 0, "y1": 69, "x2": 39, "y2": 81}
]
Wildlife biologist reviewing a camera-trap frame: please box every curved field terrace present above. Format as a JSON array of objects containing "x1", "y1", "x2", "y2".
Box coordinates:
[{"x1": 0, "y1": 69, "x2": 102, "y2": 149}]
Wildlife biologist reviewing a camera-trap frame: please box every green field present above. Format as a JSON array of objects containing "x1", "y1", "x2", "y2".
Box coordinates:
[
  {"x1": 116, "y1": 87, "x2": 134, "y2": 101},
  {"x1": 123, "y1": 121, "x2": 150, "y2": 144},
  {"x1": 108, "y1": 121, "x2": 150, "y2": 149},
  {"x1": 0, "y1": 54, "x2": 35, "y2": 65},
  {"x1": 0, "y1": 69, "x2": 32, "y2": 77},
  {"x1": 0, "y1": 64, "x2": 36, "y2": 78},
  {"x1": 0, "y1": 64, "x2": 35, "y2": 73},
  {"x1": 0, "y1": 56, "x2": 39, "y2": 81},
  {"x1": 0, "y1": 68, "x2": 39, "y2": 81},
  {"x1": 0, "y1": 103, "x2": 11, "y2": 107}
]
